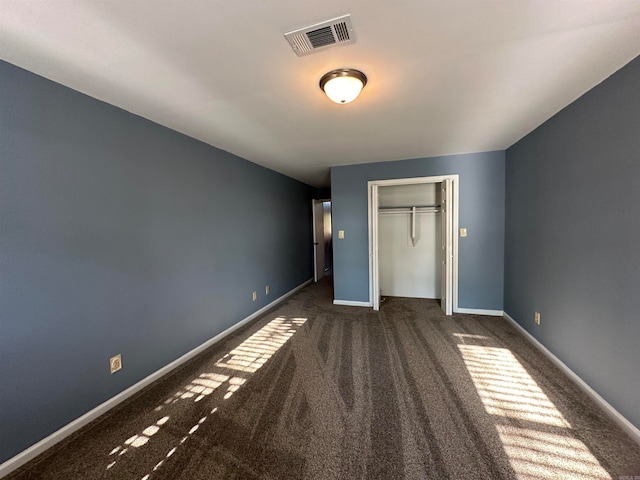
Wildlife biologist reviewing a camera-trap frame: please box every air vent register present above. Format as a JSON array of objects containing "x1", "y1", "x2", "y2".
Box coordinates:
[{"x1": 284, "y1": 15, "x2": 356, "y2": 56}]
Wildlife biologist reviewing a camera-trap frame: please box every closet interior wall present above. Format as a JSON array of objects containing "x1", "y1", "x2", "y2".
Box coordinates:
[{"x1": 378, "y1": 183, "x2": 442, "y2": 299}]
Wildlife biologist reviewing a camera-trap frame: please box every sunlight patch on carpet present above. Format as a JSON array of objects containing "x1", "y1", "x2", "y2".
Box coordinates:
[
  {"x1": 458, "y1": 343, "x2": 610, "y2": 479},
  {"x1": 104, "y1": 315, "x2": 306, "y2": 476}
]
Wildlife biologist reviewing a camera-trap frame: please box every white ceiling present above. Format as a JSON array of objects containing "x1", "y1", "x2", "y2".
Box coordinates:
[{"x1": 2, "y1": 1, "x2": 640, "y2": 187}]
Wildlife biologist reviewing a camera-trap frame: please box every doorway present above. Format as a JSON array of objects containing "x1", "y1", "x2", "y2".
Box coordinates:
[
  {"x1": 312, "y1": 199, "x2": 332, "y2": 282},
  {"x1": 368, "y1": 176, "x2": 458, "y2": 314}
]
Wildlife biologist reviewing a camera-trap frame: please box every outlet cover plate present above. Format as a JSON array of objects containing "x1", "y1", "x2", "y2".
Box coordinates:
[{"x1": 110, "y1": 354, "x2": 122, "y2": 374}]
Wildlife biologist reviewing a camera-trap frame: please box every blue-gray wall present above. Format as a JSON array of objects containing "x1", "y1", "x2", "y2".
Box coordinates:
[
  {"x1": 0, "y1": 60, "x2": 313, "y2": 463},
  {"x1": 505, "y1": 56, "x2": 640, "y2": 430},
  {"x1": 331, "y1": 152, "x2": 505, "y2": 310}
]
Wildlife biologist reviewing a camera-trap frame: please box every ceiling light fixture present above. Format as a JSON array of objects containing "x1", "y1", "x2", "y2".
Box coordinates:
[{"x1": 319, "y1": 68, "x2": 367, "y2": 104}]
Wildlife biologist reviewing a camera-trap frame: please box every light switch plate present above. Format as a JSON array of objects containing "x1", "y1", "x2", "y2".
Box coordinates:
[
  {"x1": 460, "y1": 228, "x2": 467, "y2": 237},
  {"x1": 338, "y1": 230, "x2": 345, "y2": 239}
]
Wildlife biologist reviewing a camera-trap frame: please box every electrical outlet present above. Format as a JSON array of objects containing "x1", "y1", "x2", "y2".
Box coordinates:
[
  {"x1": 252, "y1": 291, "x2": 257, "y2": 301},
  {"x1": 265, "y1": 285, "x2": 270, "y2": 295},
  {"x1": 110, "y1": 354, "x2": 122, "y2": 374},
  {"x1": 534, "y1": 312, "x2": 541, "y2": 325}
]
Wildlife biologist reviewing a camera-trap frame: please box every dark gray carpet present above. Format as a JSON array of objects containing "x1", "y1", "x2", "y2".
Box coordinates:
[{"x1": 7, "y1": 278, "x2": 640, "y2": 479}]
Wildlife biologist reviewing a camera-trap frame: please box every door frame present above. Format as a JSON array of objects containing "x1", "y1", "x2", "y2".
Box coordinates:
[{"x1": 368, "y1": 175, "x2": 459, "y2": 312}]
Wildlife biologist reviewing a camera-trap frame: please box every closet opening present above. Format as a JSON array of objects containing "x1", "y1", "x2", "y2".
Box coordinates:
[{"x1": 368, "y1": 176, "x2": 458, "y2": 314}]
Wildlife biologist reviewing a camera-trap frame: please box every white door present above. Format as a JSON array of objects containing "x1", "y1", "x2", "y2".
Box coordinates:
[
  {"x1": 440, "y1": 179, "x2": 453, "y2": 315},
  {"x1": 371, "y1": 185, "x2": 380, "y2": 310},
  {"x1": 312, "y1": 200, "x2": 325, "y2": 282}
]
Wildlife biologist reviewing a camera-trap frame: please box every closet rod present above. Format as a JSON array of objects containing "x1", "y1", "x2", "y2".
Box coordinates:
[
  {"x1": 378, "y1": 207, "x2": 441, "y2": 215},
  {"x1": 378, "y1": 204, "x2": 440, "y2": 210}
]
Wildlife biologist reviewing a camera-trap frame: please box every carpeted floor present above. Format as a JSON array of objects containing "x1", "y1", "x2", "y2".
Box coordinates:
[{"x1": 7, "y1": 278, "x2": 640, "y2": 479}]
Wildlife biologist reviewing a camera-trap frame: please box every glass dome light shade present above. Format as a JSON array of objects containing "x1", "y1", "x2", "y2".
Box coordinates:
[{"x1": 319, "y1": 69, "x2": 367, "y2": 104}]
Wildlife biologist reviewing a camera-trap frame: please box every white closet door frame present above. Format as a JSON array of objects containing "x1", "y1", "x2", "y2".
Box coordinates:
[
  {"x1": 440, "y1": 179, "x2": 453, "y2": 315},
  {"x1": 368, "y1": 175, "x2": 459, "y2": 313}
]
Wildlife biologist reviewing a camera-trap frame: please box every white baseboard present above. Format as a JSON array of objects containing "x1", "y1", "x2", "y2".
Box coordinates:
[
  {"x1": 0, "y1": 279, "x2": 312, "y2": 478},
  {"x1": 455, "y1": 308, "x2": 504, "y2": 316},
  {"x1": 333, "y1": 299, "x2": 372, "y2": 307},
  {"x1": 503, "y1": 311, "x2": 640, "y2": 445}
]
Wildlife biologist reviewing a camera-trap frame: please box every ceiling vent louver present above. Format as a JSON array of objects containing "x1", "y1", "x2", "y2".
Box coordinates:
[{"x1": 284, "y1": 15, "x2": 355, "y2": 57}]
